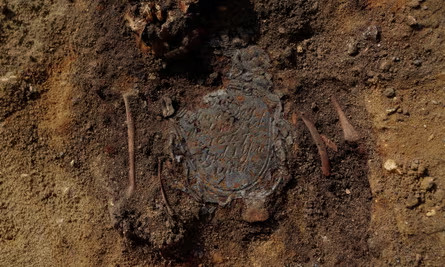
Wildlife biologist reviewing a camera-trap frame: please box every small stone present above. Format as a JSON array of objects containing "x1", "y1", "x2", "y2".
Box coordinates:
[
  {"x1": 384, "y1": 159, "x2": 398, "y2": 171},
  {"x1": 426, "y1": 209, "x2": 436, "y2": 217},
  {"x1": 406, "y1": 195, "x2": 420, "y2": 209},
  {"x1": 83, "y1": 122, "x2": 93, "y2": 132},
  {"x1": 0, "y1": 72, "x2": 18, "y2": 83},
  {"x1": 62, "y1": 186, "x2": 71, "y2": 196},
  {"x1": 148, "y1": 73, "x2": 157, "y2": 80},
  {"x1": 417, "y1": 165, "x2": 427, "y2": 176},
  {"x1": 386, "y1": 107, "x2": 399, "y2": 115},
  {"x1": 379, "y1": 60, "x2": 391, "y2": 72},
  {"x1": 311, "y1": 2, "x2": 319, "y2": 11},
  {"x1": 362, "y1": 25, "x2": 381, "y2": 42},
  {"x1": 70, "y1": 160, "x2": 76, "y2": 167},
  {"x1": 347, "y1": 40, "x2": 359, "y2": 56},
  {"x1": 211, "y1": 251, "x2": 224, "y2": 264},
  {"x1": 427, "y1": 134, "x2": 434, "y2": 141},
  {"x1": 345, "y1": 189, "x2": 351, "y2": 195},
  {"x1": 410, "y1": 159, "x2": 420, "y2": 171},
  {"x1": 413, "y1": 59, "x2": 422, "y2": 67},
  {"x1": 406, "y1": 16, "x2": 418, "y2": 27},
  {"x1": 420, "y1": 177, "x2": 435, "y2": 191},
  {"x1": 296, "y1": 45, "x2": 304, "y2": 54},
  {"x1": 383, "y1": 87, "x2": 396, "y2": 98},
  {"x1": 161, "y1": 97, "x2": 175, "y2": 118},
  {"x1": 311, "y1": 102, "x2": 319, "y2": 111},
  {"x1": 407, "y1": 0, "x2": 420, "y2": 8},
  {"x1": 433, "y1": 189, "x2": 445, "y2": 202}
]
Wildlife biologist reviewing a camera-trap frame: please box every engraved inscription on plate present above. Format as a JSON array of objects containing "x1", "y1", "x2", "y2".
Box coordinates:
[
  {"x1": 178, "y1": 90, "x2": 272, "y2": 192},
  {"x1": 171, "y1": 46, "x2": 287, "y2": 206}
]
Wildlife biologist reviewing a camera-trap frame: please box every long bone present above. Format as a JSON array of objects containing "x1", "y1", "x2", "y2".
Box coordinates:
[
  {"x1": 299, "y1": 112, "x2": 331, "y2": 176},
  {"x1": 123, "y1": 93, "x2": 174, "y2": 217},
  {"x1": 159, "y1": 159, "x2": 174, "y2": 217},
  {"x1": 123, "y1": 92, "x2": 136, "y2": 199}
]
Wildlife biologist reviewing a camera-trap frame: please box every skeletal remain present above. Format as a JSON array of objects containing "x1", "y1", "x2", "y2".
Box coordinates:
[
  {"x1": 158, "y1": 159, "x2": 174, "y2": 217},
  {"x1": 321, "y1": 134, "x2": 338, "y2": 152},
  {"x1": 124, "y1": 12, "x2": 146, "y2": 35},
  {"x1": 108, "y1": 92, "x2": 137, "y2": 226},
  {"x1": 299, "y1": 112, "x2": 331, "y2": 176},
  {"x1": 331, "y1": 96, "x2": 360, "y2": 142},
  {"x1": 123, "y1": 93, "x2": 136, "y2": 199},
  {"x1": 124, "y1": 1, "x2": 203, "y2": 57}
]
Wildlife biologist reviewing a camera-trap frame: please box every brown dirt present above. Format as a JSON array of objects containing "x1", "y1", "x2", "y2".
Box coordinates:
[{"x1": 1, "y1": 0, "x2": 444, "y2": 266}]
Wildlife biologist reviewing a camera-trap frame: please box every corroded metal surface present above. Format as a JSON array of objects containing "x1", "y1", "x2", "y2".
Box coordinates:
[{"x1": 171, "y1": 46, "x2": 290, "y2": 206}]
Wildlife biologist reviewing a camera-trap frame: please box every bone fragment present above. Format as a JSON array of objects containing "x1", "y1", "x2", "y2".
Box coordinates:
[
  {"x1": 331, "y1": 96, "x2": 360, "y2": 142},
  {"x1": 321, "y1": 134, "x2": 338, "y2": 152},
  {"x1": 300, "y1": 112, "x2": 331, "y2": 176},
  {"x1": 159, "y1": 159, "x2": 174, "y2": 217},
  {"x1": 123, "y1": 93, "x2": 135, "y2": 199}
]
